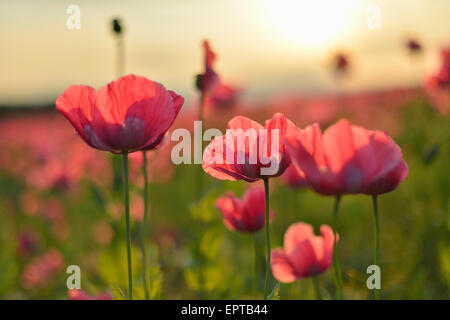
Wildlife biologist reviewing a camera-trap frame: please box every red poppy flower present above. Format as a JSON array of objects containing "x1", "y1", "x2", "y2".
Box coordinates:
[
  {"x1": 285, "y1": 119, "x2": 408, "y2": 195},
  {"x1": 215, "y1": 186, "x2": 273, "y2": 233},
  {"x1": 56, "y1": 74, "x2": 184, "y2": 154},
  {"x1": 202, "y1": 113, "x2": 292, "y2": 182},
  {"x1": 271, "y1": 222, "x2": 335, "y2": 282}
]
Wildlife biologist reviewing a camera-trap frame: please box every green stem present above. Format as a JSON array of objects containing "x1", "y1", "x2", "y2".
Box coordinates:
[
  {"x1": 332, "y1": 195, "x2": 343, "y2": 300},
  {"x1": 263, "y1": 178, "x2": 271, "y2": 300},
  {"x1": 313, "y1": 276, "x2": 322, "y2": 300},
  {"x1": 197, "y1": 91, "x2": 205, "y2": 300},
  {"x1": 140, "y1": 151, "x2": 150, "y2": 300},
  {"x1": 122, "y1": 153, "x2": 133, "y2": 300},
  {"x1": 252, "y1": 234, "x2": 258, "y2": 298},
  {"x1": 372, "y1": 195, "x2": 380, "y2": 300}
]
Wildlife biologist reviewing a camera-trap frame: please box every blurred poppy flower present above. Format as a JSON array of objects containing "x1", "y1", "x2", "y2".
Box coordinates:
[
  {"x1": 204, "y1": 83, "x2": 241, "y2": 115},
  {"x1": 56, "y1": 74, "x2": 184, "y2": 154},
  {"x1": 271, "y1": 222, "x2": 335, "y2": 282},
  {"x1": 196, "y1": 40, "x2": 220, "y2": 95},
  {"x1": 196, "y1": 40, "x2": 241, "y2": 116},
  {"x1": 68, "y1": 289, "x2": 112, "y2": 300},
  {"x1": 332, "y1": 52, "x2": 349, "y2": 75},
  {"x1": 20, "y1": 191, "x2": 43, "y2": 216},
  {"x1": 285, "y1": 119, "x2": 408, "y2": 195},
  {"x1": 406, "y1": 38, "x2": 422, "y2": 53},
  {"x1": 92, "y1": 221, "x2": 114, "y2": 245},
  {"x1": 215, "y1": 186, "x2": 273, "y2": 233},
  {"x1": 427, "y1": 49, "x2": 450, "y2": 87},
  {"x1": 280, "y1": 165, "x2": 307, "y2": 189},
  {"x1": 0, "y1": 114, "x2": 112, "y2": 192},
  {"x1": 22, "y1": 249, "x2": 64, "y2": 289},
  {"x1": 17, "y1": 230, "x2": 39, "y2": 259},
  {"x1": 426, "y1": 48, "x2": 450, "y2": 114},
  {"x1": 203, "y1": 113, "x2": 292, "y2": 182}
]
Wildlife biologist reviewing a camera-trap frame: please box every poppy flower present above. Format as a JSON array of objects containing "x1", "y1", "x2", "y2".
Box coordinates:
[
  {"x1": 285, "y1": 119, "x2": 408, "y2": 195},
  {"x1": 56, "y1": 74, "x2": 184, "y2": 154},
  {"x1": 425, "y1": 48, "x2": 450, "y2": 114},
  {"x1": 215, "y1": 186, "x2": 273, "y2": 233},
  {"x1": 406, "y1": 39, "x2": 422, "y2": 53},
  {"x1": 196, "y1": 40, "x2": 241, "y2": 116},
  {"x1": 427, "y1": 48, "x2": 450, "y2": 87},
  {"x1": 196, "y1": 40, "x2": 219, "y2": 94},
  {"x1": 280, "y1": 164, "x2": 307, "y2": 189},
  {"x1": 204, "y1": 83, "x2": 241, "y2": 115},
  {"x1": 68, "y1": 289, "x2": 112, "y2": 300},
  {"x1": 333, "y1": 52, "x2": 349, "y2": 74},
  {"x1": 17, "y1": 230, "x2": 39, "y2": 259},
  {"x1": 22, "y1": 249, "x2": 64, "y2": 289},
  {"x1": 202, "y1": 113, "x2": 292, "y2": 182},
  {"x1": 271, "y1": 222, "x2": 335, "y2": 282}
]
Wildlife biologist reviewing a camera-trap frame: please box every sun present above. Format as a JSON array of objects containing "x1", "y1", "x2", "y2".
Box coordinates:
[{"x1": 263, "y1": 0, "x2": 359, "y2": 49}]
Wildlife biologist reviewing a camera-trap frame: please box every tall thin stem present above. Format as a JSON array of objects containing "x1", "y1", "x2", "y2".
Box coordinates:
[
  {"x1": 122, "y1": 153, "x2": 133, "y2": 300},
  {"x1": 197, "y1": 91, "x2": 205, "y2": 299},
  {"x1": 372, "y1": 195, "x2": 380, "y2": 300},
  {"x1": 332, "y1": 195, "x2": 343, "y2": 300},
  {"x1": 263, "y1": 178, "x2": 271, "y2": 300},
  {"x1": 140, "y1": 151, "x2": 150, "y2": 299}
]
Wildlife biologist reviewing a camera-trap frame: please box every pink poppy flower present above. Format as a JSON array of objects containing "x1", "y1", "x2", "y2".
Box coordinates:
[
  {"x1": 56, "y1": 74, "x2": 184, "y2": 154},
  {"x1": 285, "y1": 119, "x2": 408, "y2": 195},
  {"x1": 271, "y1": 222, "x2": 335, "y2": 282},
  {"x1": 203, "y1": 113, "x2": 292, "y2": 182},
  {"x1": 68, "y1": 289, "x2": 112, "y2": 300},
  {"x1": 22, "y1": 249, "x2": 64, "y2": 289},
  {"x1": 204, "y1": 83, "x2": 241, "y2": 115},
  {"x1": 215, "y1": 186, "x2": 273, "y2": 233}
]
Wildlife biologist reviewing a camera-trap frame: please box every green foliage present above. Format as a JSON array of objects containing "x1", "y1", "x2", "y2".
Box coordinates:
[
  {"x1": 0, "y1": 234, "x2": 18, "y2": 296},
  {"x1": 98, "y1": 243, "x2": 142, "y2": 292},
  {"x1": 0, "y1": 97, "x2": 448, "y2": 299}
]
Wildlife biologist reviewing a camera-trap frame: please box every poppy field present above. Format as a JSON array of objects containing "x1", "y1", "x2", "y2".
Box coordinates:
[{"x1": 0, "y1": 1, "x2": 449, "y2": 301}]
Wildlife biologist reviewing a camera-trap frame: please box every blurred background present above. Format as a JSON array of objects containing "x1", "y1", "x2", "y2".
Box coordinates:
[
  {"x1": 1, "y1": 0, "x2": 450, "y2": 106},
  {"x1": 0, "y1": 0, "x2": 448, "y2": 299}
]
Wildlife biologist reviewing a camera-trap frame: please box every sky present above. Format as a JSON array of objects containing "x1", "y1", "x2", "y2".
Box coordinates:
[{"x1": 0, "y1": 0, "x2": 449, "y2": 107}]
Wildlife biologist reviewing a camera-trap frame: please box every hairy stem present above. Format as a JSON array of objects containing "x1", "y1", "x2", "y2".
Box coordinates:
[
  {"x1": 263, "y1": 178, "x2": 271, "y2": 300},
  {"x1": 122, "y1": 153, "x2": 133, "y2": 300}
]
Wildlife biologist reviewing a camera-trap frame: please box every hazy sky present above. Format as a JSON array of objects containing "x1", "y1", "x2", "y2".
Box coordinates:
[{"x1": 1, "y1": 0, "x2": 449, "y2": 106}]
